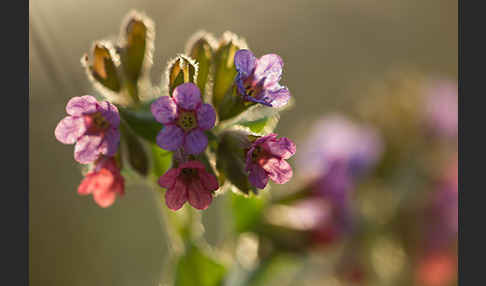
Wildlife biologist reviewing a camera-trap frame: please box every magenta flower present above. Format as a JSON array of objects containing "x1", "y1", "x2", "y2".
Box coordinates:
[
  {"x1": 151, "y1": 83, "x2": 216, "y2": 155},
  {"x1": 55, "y1": 95, "x2": 120, "y2": 164},
  {"x1": 77, "y1": 157, "x2": 125, "y2": 208},
  {"x1": 245, "y1": 133, "x2": 296, "y2": 189},
  {"x1": 158, "y1": 161, "x2": 219, "y2": 210},
  {"x1": 234, "y1": 49, "x2": 290, "y2": 108}
]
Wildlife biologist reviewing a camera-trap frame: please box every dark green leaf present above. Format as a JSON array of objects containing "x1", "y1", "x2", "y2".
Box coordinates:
[
  {"x1": 119, "y1": 106, "x2": 161, "y2": 143},
  {"x1": 120, "y1": 121, "x2": 149, "y2": 176}
]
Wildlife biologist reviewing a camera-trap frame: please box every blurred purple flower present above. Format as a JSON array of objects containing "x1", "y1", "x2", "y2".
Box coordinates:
[
  {"x1": 298, "y1": 114, "x2": 383, "y2": 185},
  {"x1": 151, "y1": 83, "x2": 216, "y2": 155},
  {"x1": 55, "y1": 95, "x2": 120, "y2": 164},
  {"x1": 245, "y1": 133, "x2": 296, "y2": 189},
  {"x1": 424, "y1": 79, "x2": 458, "y2": 139},
  {"x1": 234, "y1": 49, "x2": 290, "y2": 108}
]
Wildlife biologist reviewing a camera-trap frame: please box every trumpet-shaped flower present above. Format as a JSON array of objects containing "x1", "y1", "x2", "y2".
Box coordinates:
[
  {"x1": 158, "y1": 161, "x2": 219, "y2": 210},
  {"x1": 245, "y1": 133, "x2": 296, "y2": 189},
  {"x1": 234, "y1": 49, "x2": 290, "y2": 108},
  {"x1": 55, "y1": 95, "x2": 120, "y2": 164},
  {"x1": 78, "y1": 157, "x2": 125, "y2": 208},
  {"x1": 151, "y1": 83, "x2": 216, "y2": 155}
]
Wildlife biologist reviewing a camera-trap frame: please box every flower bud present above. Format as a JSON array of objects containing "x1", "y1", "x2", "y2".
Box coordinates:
[
  {"x1": 212, "y1": 32, "x2": 248, "y2": 110},
  {"x1": 165, "y1": 54, "x2": 199, "y2": 96},
  {"x1": 118, "y1": 10, "x2": 154, "y2": 83},
  {"x1": 81, "y1": 42, "x2": 123, "y2": 102},
  {"x1": 185, "y1": 31, "x2": 216, "y2": 98}
]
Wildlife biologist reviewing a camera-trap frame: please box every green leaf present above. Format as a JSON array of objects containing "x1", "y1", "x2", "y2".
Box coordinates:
[
  {"x1": 231, "y1": 192, "x2": 265, "y2": 233},
  {"x1": 186, "y1": 31, "x2": 215, "y2": 98},
  {"x1": 175, "y1": 244, "x2": 226, "y2": 286},
  {"x1": 166, "y1": 55, "x2": 199, "y2": 96},
  {"x1": 212, "y1": 32, "x2": 247, "y2": 110},
  {"x1": 118, "y1": 106, "x2": 161, "y2": 143}
]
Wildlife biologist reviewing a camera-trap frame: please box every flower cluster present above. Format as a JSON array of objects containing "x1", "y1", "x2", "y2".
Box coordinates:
[{"x1": 55, "y1": 11, "x2": 296, "y2": 211}]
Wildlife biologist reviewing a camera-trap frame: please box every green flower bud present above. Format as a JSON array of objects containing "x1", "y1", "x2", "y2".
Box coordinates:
[
  {"x1": 185, "y1": 31, "x2": 217, "y2": 100},
  {"x1": 165, "y1": 54, "x2": 199, "y2": 96},
  {"x1": 212, "y1": 32, "x2": 248, "y2": 110}
]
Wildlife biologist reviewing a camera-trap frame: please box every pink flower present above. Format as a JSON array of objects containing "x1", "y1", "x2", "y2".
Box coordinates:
[
  {"x1": 158, "y1": 161, "x2": 219, "y2": 210},
  {"x1": 151, "y1": 83, "x2": 216, "y2": 155},
  {"x1": 245, "y1": 133, "x2": 296, "y2": 189},
  {"x1": 55, "y1": 95, "x2": 120, "y2": 164},
  {"x1": 77, "y1": 157, "x2": 125, "y2": 208}
]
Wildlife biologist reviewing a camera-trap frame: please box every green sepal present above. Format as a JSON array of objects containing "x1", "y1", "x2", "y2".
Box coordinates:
[
  {"x1": 119, "y1": 121, "x2": 149, "y2": 176},
  {"x1": 118, "y1": 104, "x2": 161, "y2": 143}
]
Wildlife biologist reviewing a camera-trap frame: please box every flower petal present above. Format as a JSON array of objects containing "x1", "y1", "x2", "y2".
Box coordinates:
[
  {"x1": 158, "y1": 168, "x2": 181, "y2": 189},
  {"x1": 262, "y1": 86, "x2": 290, "y2": 108},
  {"x1": 261, "y1": 157, "x2": 293, "y2": 184},
  {"x1": 184, "y1": 129, "x2": 208, "y2": 155},
  {"x1": 74, "y1": 135, "x2": 103, "y2": 164},
  {"x1": 93, "y1": 190, "x2": 117, "y2": 208},
  {"x1": 235, "y1": 49, "x2": 257, "y2": 77},
  {"x1": 156, "y1": 125, "x2": 184, "y2": 151},
  {"x1": 173, "y1": 83, "x2": 202, "y2": 110},
  {"x1": 187, "y1": 179, "x2": 213, "y2": 210},
  {"x1": 199, "y1": 170, "x2": 219, "y2": 192},
  {"x1": 263, "y1": 136, "x2": 296, "y2": 159},
  {"x1": 66, "y1": 95, "x2": 98, "y2": 116},
  {"x1": 78, "y1": 169, "x2": 114, "y2": 195},
  {"x1": 248, "y1": 164, "x2": 269, "y2": 189},
  {"x1": 196, "y1": 103, "x2": 216, "y2": 130},
  {"x1": 151, "y1": 96, "x2": 178, "y2": 124},
  {"x1": 254, "y1": 54, "x2": 283, "y2": 88},
  {"x1": 179, "y1": 160, "x2": 206, "y2": 170},
  {"x1": 98, "y1": 128, "x2": 120, "y2": 157},
  {"x1": 165, "y1": 180, "x2": 188, "y2": 210},
  {"x1": 55, "y1": 116, "x2": 86, "y2": 144},
  {"x1": 98, "y1": 101, "x2": 120, "y2": 127}
]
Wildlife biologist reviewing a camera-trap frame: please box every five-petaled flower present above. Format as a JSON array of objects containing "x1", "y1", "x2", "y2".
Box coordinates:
[
  {"x1": 158, "y1": 161, "x2": 219, "y2": 210},
  {"x1": 151, "y1": 83, "x2": 216, "y2": 155},
  {"x1": 78, "y1": 156, "x2": 125, "y2": 208},
  {"x1": 234, "y1": 49, "x2": 290, "y2": 108},
  {"x1": 55, "y1": 95, "x2": 120, "y2": 164},
  {"x1": 245, "y1": 133, "x2": 296, "y2": 189}
]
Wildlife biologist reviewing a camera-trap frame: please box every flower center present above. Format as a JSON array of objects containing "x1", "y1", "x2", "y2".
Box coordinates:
[
  {"x1": 251, "y1": 146, "x2": 264, "y2": 162},
  {"x1": 85, "y1": 112, "x2": 110, "y2": 133},
  {"x1": 177, "y1": 111, "x2": 197, "y2": 132},
  {"x1": 181, "y1": 168, "x2": 198, "y2": 181},
  {"x1": 243, "y1": 78, "x2": 263, "y2": 98}
]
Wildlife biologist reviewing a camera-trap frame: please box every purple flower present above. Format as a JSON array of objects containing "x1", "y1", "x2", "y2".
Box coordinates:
[
  {"x1": 234, "y1": 49, "x2": 290, "y2": 108},
  {"x1": 298, "y1": 115, "x2": 383, "y2": 182},
  {"x1": 245, "y1": 133, "x2": 296, "y2": 189},
  {"x1": 151, "y1": 83, "x2": 216, "y2": 155},
  {"x1": 424, "y1": 79, "x2": 458, "y2": 139},
  {"x1": 55, "y1": 95, "x2": 120, "y2": 164}
]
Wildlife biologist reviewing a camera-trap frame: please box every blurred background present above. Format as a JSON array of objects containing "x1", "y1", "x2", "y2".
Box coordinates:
[{"x1": 29, "y1": 0, "x2": 457, "y2": 285}]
